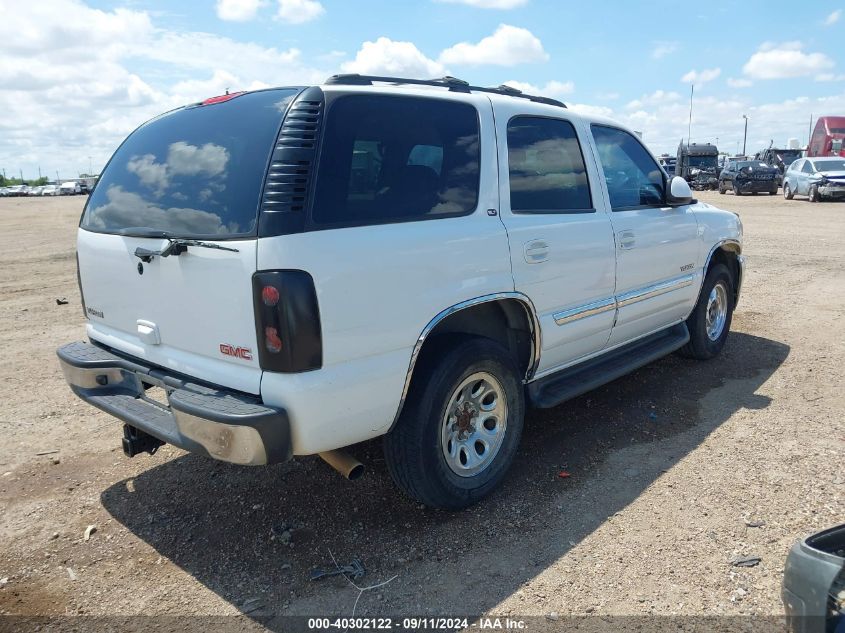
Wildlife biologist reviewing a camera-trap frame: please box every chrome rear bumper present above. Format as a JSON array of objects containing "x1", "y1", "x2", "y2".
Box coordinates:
[{"x1": 57, "y1": 341, "x2": 290, "y2": 465}]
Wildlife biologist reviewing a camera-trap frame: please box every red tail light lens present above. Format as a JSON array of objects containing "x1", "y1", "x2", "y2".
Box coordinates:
[
  {"x1": 264, "y1": 327, "x2": 283, "y2": 353},
  {"x1": 261, "y1": 285, "x2": 280, "y2": 306},
  {"x1": 252, "y1": 271, "x2": 322, "y2": 372}
]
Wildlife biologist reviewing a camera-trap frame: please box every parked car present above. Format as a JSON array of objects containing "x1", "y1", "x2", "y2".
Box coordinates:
[
  {"x1": 41, "y1": 184, "x2": 59, "y2": 196},
  {"x1": 6, "y1": 185, "x2": 30, "y2": 197},
  {"x1": 783, "y1": 157, "x2": 845, "y2": 202},
  {"x1": 782, "y1": 523, "x2": 845, "y2": 633},
  {"x1": 28, "y1": 186, "x2": 45, "y2": 196},
  {"x1": 0, "y1": 187, "x2": 8, "y2": 196},
  {"x1": 718, "y1": 159, "x2": 779, "y2": 195},
  {"x1": 59, "y1": 181, "x2": 81, "y2": 195},
  {"x1": 57, "y1": 76, "x2": 745, "y2": 509}
]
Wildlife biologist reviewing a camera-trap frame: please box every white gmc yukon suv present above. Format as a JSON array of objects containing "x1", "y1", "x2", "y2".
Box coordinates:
[{"x1": 58, "y1": 75, "x2": 744, "y2": 509}]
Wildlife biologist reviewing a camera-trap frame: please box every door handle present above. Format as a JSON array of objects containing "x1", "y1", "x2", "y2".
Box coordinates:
[
  {"x1": 617, "y1": 230, "x2": 635, "y2": 250},
  {"x1": 523, "y1": 240, "x2": 549, "y2": 263}
]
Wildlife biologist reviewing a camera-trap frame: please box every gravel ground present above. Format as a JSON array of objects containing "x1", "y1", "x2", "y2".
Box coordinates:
[{"x1": 0, "y1": 192, "x2": 842, "y2": 627}]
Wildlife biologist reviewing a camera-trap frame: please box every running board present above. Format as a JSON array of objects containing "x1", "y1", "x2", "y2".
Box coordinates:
[{"x1": 527, "y1": 323, "x2": 690, "y2": 409}]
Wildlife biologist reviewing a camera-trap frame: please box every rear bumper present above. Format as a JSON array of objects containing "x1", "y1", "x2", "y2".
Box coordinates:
[{"x1": 57, "y1": 341, "x2": 291, "y2": 465}]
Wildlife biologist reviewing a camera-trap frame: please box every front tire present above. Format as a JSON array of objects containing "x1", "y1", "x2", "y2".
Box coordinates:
[
  {"x1": 679, "y1": 263, "x2": 734, "y2": 360},
  {"x1": 718, "y1": 181, "x2": 726, "y2": 194},
  {"x1": 733, "y1": 183, "x2": 741, "y2": 196},
  {"x1": 808, "y1": 184, "x2": 820, "y2": 203},
  {"x1": 783, "y1": 183, "x2": 794, "y2": 200},
  {"x1": 383, "y1": 337, "x2": 525, "y2": 510}
]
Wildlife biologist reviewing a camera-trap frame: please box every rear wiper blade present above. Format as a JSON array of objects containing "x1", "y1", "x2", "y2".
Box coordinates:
[{"x1": 134, "y1": 238, "x2": 239, "y2": 262}]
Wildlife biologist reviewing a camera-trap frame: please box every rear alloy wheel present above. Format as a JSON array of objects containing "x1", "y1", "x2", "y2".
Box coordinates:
[
  {"x1": 383, "y1": 337, "x2": 525, "y2": 509},
  {"x1": 808, "y1": 184, "x2": 820, "y2": 203},
  {"x1": 783, "y1": 183, "x2": 794, "y2": 200},
  {"x1": 679, "y1": 263, "x2": 734, "y2": 360}
]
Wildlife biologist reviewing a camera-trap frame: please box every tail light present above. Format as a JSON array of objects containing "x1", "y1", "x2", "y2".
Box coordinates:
[{"x1": 252, "y1": 270, "x2": 322, "y2": 372}]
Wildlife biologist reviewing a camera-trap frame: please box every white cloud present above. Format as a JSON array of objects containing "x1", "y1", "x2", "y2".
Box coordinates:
[
  {"x1": 727, "y1": 77, "x2": 753, "y2": 88},
  {"x1": 502, "y1": 79, "x2": 574, "y2": 97},
  {"x1": 815, "y1": 73, "x2": 845, "y2": 82},
  {"x1": 436, "y1": 0, "x2": 529, "y2": 7},
  {"x1": 742, "y1": 42, "x2": 834, "y2": 79},
  {"x1": 824, "y1": 9, "x2": 841, "y2": 26},
  {"x1": 625, "y1": 90, "x2": 681, "y2": 110},
  {"x1": 681, "y1": 67, "x2": 721, "y2": 86},
  {"x1": 216, "y1": 0, "x2": 264, "y2": 21},
  {"x1": 275, "y1": 0, "x2": 325, "y2": 24},
  {"x1": 341, "y1": 37, "x2": 446, "y2": 77},
  {"x1": 651, "y1": 41, "x2": 678, "y2": 60},
  {"x1": 438, "y1": 24, "x2": 548, "y2": 66},
  {"x1": 0, "y1": 0, "x2": 330, "y2": 180}
]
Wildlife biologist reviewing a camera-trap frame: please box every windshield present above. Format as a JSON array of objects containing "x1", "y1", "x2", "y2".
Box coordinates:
[
  {"x1": 688, "y1": 155, "x2": 717, "y2": 168},
  {"x1": 737, "y1": 161, "x2": 770, "y2": 169},
  {"x1": 812, "y1": 159, "x2": 845, "y2": 171},
  {"x1": 774, "y1": 150, "x2": 802, "y2": 164},
  {"x1": 81, "y1": 89, "x2": 298, "y2": 238}
]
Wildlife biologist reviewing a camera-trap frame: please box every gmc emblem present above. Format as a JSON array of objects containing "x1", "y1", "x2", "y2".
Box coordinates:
[{"x1": 219, "y1": 344, "x2": 253, "y2": 361}]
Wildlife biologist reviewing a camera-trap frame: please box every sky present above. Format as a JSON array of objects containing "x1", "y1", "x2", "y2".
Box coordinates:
[{"x1": 1, "y1": 0, "x2": 844, "y2": 181}]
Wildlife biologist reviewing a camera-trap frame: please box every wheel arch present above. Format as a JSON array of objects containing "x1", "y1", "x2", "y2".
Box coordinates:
[
  {"x1": 389, "y1": 293, "x2": 541, "y2": 430},
  {"x1": 698, "y1": 239, "x2": 742, "y2": 306}
]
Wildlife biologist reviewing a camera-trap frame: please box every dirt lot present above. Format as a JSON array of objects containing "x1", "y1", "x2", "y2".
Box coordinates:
[{"x1": 0, "y1": 192, "x2": 843, "y2": 627}]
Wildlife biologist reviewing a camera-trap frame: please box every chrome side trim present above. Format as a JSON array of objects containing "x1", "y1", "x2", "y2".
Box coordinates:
[
  {"x1": 553, "y1": 297, "x2": 616, "y2": 325},
  {"x1": 616, "y1": 273, "x2": 695, "y2": 307},
  {"x1": 391, "y1": 292, "x2": 542, "y2": 429}
]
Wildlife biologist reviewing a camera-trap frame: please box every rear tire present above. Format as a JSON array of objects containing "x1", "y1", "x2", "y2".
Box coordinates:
[
  {"x1": 679, "y1": 263, "x2": 734, "y2": 360},
  {"x1": 383, "y1": 337, "x2": 525, "y2": 510},
  {"x1": 783, "y1": 183, "x2": 794, "y2": 200}
]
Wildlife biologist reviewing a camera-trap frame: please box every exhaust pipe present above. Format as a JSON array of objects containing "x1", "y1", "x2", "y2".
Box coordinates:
[{"x1": 319, "y1": 450, "x2": 365, "y2": 481}]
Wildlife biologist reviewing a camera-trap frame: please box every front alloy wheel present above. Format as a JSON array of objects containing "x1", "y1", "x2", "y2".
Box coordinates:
[{"x1": 783, "y1": 183, "x2": 794, "y2": 200}]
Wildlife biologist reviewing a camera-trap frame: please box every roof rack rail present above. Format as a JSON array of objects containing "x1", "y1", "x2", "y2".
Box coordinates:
[{"x1": 323, "y1": 74, "x2": 566, "y2": 108}]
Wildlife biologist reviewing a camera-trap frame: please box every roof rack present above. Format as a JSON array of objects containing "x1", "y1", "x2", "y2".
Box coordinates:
[{"x1": 323, "y1": 74, "x2": 567, "y2": 108}]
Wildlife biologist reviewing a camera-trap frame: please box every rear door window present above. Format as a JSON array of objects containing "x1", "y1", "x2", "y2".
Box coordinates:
[
  {"x1": 506, "y1": 116, "x2": 593, "y2": 213},
  {"x1": 311, "y1": 95, "x2": 480, "y2": 227},
  {"x1": 81, "y1": 89, "x2": 297, "y2": 238}
]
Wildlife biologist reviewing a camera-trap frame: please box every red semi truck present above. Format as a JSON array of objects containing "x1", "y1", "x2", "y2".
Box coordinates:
[{"x1": 808, "y1": 116, "x2": 845, "y2": 157}]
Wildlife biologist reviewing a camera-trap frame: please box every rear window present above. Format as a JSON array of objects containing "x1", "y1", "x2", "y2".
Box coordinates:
[
  {"x1": 311, "y1": 95, "x2": 480, "y2": 227},
  {"x1": 82, "y1": 89, "x2": 298, "y2": 238}
]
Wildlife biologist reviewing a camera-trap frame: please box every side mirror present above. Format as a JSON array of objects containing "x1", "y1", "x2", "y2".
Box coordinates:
[{"x1": 666, "y1": 176, "x2": 693, "y2": 206}]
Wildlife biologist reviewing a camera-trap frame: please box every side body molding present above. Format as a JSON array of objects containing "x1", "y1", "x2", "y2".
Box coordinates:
[{"x1": 390, "y1": 292, "x2": 542, "y2": 429}]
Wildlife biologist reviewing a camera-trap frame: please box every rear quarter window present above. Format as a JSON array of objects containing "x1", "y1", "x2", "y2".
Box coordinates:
[
  {"x1": 310, "y1": 95, "x2": 480, "y2": 227},
  {"x1": 81, "y1": 89, "x2": 297, "y2": 238}
]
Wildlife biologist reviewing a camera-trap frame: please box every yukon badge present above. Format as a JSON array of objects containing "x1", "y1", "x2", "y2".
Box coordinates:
[{"x1": 219, "y1": 344, "x2": 253, "y2": 361}]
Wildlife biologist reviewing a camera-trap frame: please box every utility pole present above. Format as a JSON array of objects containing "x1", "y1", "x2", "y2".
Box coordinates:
[
  {"x1": 808, "y1": 113, "x2": 813, "y2": 149},
  {"x1": 38, "y1": 165, "x2": 42, "y2": 180},
  {"x1": 688, "y1": 84, "x2": 694, "y2": 145},
  {"x1": 88, "y1": 156, "x2": 92, "y2": 176},
  {"x1": 742, "y1": 115, "x2": 748, "y2": 156},
  {"x1": 19, "y1": 168, "x2": 23, "y2": 183},
  {"x1": 56, "y1": 170, "x2": 60, "y2": 183}
]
